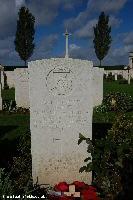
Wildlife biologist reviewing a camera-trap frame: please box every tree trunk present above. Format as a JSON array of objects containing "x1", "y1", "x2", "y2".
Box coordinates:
[{"x1": 100, "y1": 60, "x2": 102, "y2": 66}]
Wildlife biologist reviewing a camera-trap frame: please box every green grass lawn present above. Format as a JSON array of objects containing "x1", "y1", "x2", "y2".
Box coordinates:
[
  {"x1": 104, "y1": 79, "x2": 133, "y2": 97},
  {"x1": 1, "y1": 87, "x2": 15, "y2": 100},
  {"x1": 0, "y1": 113, "x2": 30, "y2": 140},
  {"x1": 1, "y1": 88, "x2": 29, "y2": 140}
]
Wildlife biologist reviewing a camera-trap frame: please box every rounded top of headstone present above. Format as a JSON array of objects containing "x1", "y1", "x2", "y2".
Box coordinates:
[{"x1": 28, "y1": 58, "x2": 93, "y2": 65}]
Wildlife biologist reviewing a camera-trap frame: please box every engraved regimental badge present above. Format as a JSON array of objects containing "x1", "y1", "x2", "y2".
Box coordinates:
[{"x1": 46, "y1": 67, "x2": 76, "y2": 96}]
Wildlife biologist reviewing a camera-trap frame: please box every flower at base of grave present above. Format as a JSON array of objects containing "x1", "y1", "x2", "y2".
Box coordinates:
[
  {"x1": 81, "y1": 185, "x2": 100, "y2": 200},
  {"x1": 71, "y1": 181, "x2": 86, "y2": 190},
  {"x1": 111, "y1": 98, "x2": 116, "y2": 106},
  {"x1": 48, "y1": 181, "x2": 100, "y2": 200},
  {"x1": 54, "y1": 181, "x2": 69, "y2": 192}
]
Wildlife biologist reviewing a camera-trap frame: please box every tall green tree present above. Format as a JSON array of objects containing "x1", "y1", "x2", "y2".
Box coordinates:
[
  {"x1": 14, "y1": 6, "x2": 35, "y2": 66},
  {"x1": 93, "y1": 11, "x2": 112, "y2": 66}
]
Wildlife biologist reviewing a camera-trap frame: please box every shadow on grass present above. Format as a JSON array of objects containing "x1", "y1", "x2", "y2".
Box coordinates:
[
  {"x1": 0, "y1": 137, "x2": 20, "y2": 169},
  {"x1": 0, "y1": 126, "x2": 20, "y2": 169},
  {"x1": 0, "y1": 126, "x2": 18, "y2": 138},
  {"x1": 92, "y1": 123, "x2": 113, "y2": 141}
]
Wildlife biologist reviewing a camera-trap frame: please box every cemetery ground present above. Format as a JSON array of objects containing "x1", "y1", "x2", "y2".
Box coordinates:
[{"x1": 0, "y1": 79, "x2": 133, "y2": 199}]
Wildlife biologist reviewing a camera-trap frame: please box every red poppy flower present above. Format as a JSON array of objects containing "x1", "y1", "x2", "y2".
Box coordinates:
[
  {"x1": 81, "y1": 188, "x2": 100, "y2": 200},
  {"x1": 71, "y1": 181, "x2": 86, "y2": 190},
  {"x1": 54, "y1": 181, "x2": 69, "y2": 192},
  {"x1": 88, "y1": 186, "x2": 97, "y2": 192},
  {"x1": 49, "y1": 181, "x2": 100, "y2": 200}
]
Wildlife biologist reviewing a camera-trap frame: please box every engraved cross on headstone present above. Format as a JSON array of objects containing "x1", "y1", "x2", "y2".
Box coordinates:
[{"x1": 63, "y1": 29, "x2": 71, "y2": 58}]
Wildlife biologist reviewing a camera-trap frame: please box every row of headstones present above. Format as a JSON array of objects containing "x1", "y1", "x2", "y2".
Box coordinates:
[
  {"x1": 2, "y1": 68, "x2": 133, "y2": 94},
  {"x1": 0, "y1": 62, "x2": 104, "y2": 110},
  {"x1": 104, "y1": 69, "x2": 133, "y2": 83},
  {"x1": 0, "y1": 67, "x2": 29, "y2": 110},
  {"x1": 2, "y1": 67, "x2": 133, "y2": 90}
]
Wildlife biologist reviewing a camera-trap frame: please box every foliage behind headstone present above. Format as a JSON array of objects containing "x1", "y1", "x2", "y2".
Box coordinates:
[
  {"x1": 102, "y1": 92, "x2": 133, "y2": 111},
  {"x1": 78, "y1": 115, "x2": 133, "y2": 200}
]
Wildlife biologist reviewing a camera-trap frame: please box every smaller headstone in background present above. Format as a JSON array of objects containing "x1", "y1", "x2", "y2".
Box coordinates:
[
  {"x1": 105, "y1": 70, "x2": 108, "y2": 78},
  {"x1": 5, "y1": 71, "x2": 15, "y2": 88},
  {"x1": 123, "y1": 70, "x2": 128, "y2": 80},
  {"x1": 0, "y1": 65, "x2": 4, "y2": 89},
  {"x1": 111, "y1": 71, "x2": 115, "y2": 76},
  {"x1": 128, "y1": 73, "x2": 131, "y2": 84},
  {"x1": 0, "y1": 83, "x2": 2, "y2": 110},
  {"x1": 93, "y1": 67, "x2": 104, "y2": 107},
  {"x1": 14, "y1": 68, "x2": 29, "y2": 108},
  {"x1": 114, "y1": 70, "x2": 118, "y2": 81},
  {"x1": 129, "y1": 52, "x2": 133, "y2": 69}
]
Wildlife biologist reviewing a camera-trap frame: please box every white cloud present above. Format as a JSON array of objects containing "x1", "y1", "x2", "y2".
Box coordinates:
[
  {"x1": 36, "y1": 34, "x2": 59, "y2": 53},
  {"x1": 111, "y1": 46, "x2": 130, "y2": 57},
  {"x1": 27, "y1": 0, "x2": 83, "y2": 26},
  {"x1": 27, "y1": 0, "x2": 60, "y2": 25},
  {"x1": 0, "y1": 0, "x2": 18, "y2": 39},
  {"x1": 74, "y1": 19, "x2": 97, "y2": 39},
  {"x1": 123, "y1": 32, "x2": 133, "y2": 45},
  {"x1": 64, "y1": 0, "x2": 128, "y2": 32},
  {"x1": 43, "y1": 34, "x2": 59, "y2": 52},
  {"x1": 62, "y1": 0, "x2": 83, "y2": 10},
  {"x1": 87, "y1": 0, "x2": 128, "y2": 13},
  {"x1": 67, "y1": 37, "x2": 130, "y2": 66},
  {"x1": 109, "y1": 15, "x2": 123, "y2": 28},
  {"x1": 15, "y1": 0, "x2": 25, "y2": 8},
  {"x1": 64, "y1": 10, "x2": 89, "y2": 31},
  {"x1": 69, "y1": 44, "x2": 80, "y2": 50}
]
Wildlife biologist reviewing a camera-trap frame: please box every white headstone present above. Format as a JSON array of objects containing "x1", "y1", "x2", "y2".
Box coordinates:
[
  {"x1": 5, "y1": 71, "x2": 15, "y2": 88},
  {"x1": 29, "y1": 58, "x2": 93, "y2": 187},
  {"x1": 115, "y1": 70, "x2": 118, "y2": 81},
  {"x1": 123, "y1": 70, "x2": 128, "y2": 80},
  {"x1": 93, "y1": 67, "x2": 104, "y2": 106},
  {"x1": 129, "y1": 52, "x2": 133, "y2": 69},
  {"x1": 105, "y1": 70, "x2": 109, "y2": 78},
  {"x1": 14, "y1": 68, "x2": 29, "y2": 108},
  {"x1": 0, "y1": 65, "x2": 4, "y2": 89}
]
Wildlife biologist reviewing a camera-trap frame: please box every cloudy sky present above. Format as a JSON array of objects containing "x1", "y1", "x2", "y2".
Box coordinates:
[{"x1": 0, "y1": 0, "x2": 133, "y2": 66}]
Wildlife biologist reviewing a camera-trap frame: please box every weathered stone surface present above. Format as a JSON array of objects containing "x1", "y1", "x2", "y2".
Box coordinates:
[{"x1": 29, "y1": 58, "x2": 93, "y2": 187}]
